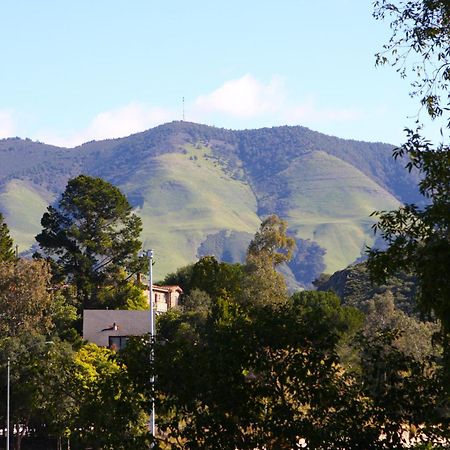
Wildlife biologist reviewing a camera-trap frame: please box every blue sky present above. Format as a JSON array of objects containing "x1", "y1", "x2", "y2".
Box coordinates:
[{"x1": 0, "y1": 0, "x2": 441, "y2": 147}]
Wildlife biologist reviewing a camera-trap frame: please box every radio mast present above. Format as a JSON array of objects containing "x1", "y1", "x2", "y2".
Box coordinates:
[{"x1": 182, "y1": 96, "x2": 185, "y2": 121}]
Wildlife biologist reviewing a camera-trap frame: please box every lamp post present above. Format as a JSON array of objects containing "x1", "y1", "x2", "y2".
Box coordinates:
[
  {"x1": 147, "y1": 249, "x2": 155, "y2": 445},
  {"x1": 6, "y1": 357, "x2": 9, "y2": 450},
  {"x1": 5, "y1": 340, "x2": 53, "y2": 450}
]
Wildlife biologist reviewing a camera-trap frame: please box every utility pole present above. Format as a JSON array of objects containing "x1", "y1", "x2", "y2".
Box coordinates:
[
  {"x1": 147, "y1": 249, "x2": 155, "y2": 446},
  {"x1": 6, "y1": 357, "x2": 10, "y2": 450}
]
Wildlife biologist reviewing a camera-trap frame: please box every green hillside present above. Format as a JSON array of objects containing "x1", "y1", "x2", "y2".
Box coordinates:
[
  {"x1": 274, "y1": 150, "x2": 401, "y2": 273},
  {"x1": 0, "y1": 180, "x2": 54, "y2": 251},
  {"x1": 120, "y1": 145, "x2": 260, "y2": 279},
  {"x1": 0, "y1": 122, "x2": 421, "y2": 285}
]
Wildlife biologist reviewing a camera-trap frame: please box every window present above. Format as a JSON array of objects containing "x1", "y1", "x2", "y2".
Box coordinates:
[{"x1": 109, "y1": 336, "x2": 128, "y2": 351}]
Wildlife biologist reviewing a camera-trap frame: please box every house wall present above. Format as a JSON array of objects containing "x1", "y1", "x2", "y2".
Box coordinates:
[
  {"x1": 83, "y1": 310, "x2": 150, "y2": 347},
  {"x1": 151, "y1": 287, "x2": 182, "y2": 312}
]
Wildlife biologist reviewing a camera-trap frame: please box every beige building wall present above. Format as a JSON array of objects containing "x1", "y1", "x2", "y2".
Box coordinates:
[{"x1": 149, "y1": 285, "x2": 182, "y2": 312}]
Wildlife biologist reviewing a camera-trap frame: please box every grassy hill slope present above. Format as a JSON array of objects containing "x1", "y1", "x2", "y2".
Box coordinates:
[
  {"x1": 0, "y1": 179, "x2": 54, "y2": 250},
  {"x1": 119, "y1": 144, "x2": 260, "y2": 279},
  {"x1": 0, "y1": 122, "x2": 420, "y2": 285},
  {"x1": 273, "y1": 150, "x2": 401, "y2": 272}
]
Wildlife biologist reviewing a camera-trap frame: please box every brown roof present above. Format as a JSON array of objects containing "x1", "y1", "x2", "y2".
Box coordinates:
[{"x1": 147, "y1": 284, "x2": 183, "y2": 293}]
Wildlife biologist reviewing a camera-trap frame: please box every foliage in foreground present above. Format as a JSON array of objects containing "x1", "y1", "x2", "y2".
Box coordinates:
[
  {"x1": 370, "y1": 0, "x2": 450, "y2": 377},
  {"x1": 118, "y1": 289, "x2": 448, "y2": 450}
]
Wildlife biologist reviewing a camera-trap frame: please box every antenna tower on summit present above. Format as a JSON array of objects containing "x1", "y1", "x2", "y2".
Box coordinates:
[{"x1": 182, "y1": 97, "x2": 185, "y2": 121}]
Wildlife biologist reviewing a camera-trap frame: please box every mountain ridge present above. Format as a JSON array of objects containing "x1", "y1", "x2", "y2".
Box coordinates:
[{"x1": 0, "y1": 121, "x2": 420, "y2": 285}]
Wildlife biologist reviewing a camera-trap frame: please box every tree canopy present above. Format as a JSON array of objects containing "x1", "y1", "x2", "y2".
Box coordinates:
[
  {"x1": 0, "y1": 259, "x2": 55, "y2": 337},
  {"x1": 242, "y1": 214, "x2": 295, "y2": 307},
  {"x1": 374, "y1": 0, "x2": 450, "y2": 121},
  {"x1": 35, "y1": 175, "x2": 145, "y2": 309},
  {"x1": 0, "y1": 212, "x2": 15, "y2": 262},
  {"x1": 132, "y1": 287, "x2": 449, "y2": 449},
  {"x1": 369, "y1": 1, "x2": 450, "y2": 368}
]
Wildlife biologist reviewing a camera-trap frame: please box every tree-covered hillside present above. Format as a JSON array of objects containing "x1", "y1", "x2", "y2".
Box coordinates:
[{"x1": 0, "y1": 122, "x2": 421, "y2": 283}]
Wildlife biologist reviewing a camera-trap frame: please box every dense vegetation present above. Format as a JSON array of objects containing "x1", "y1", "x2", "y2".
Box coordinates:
[
  {"x1": 1, "y1": 1, "x2": 449, "y2": 448},
  {"x1": 368, "y1": 0, "x2": 450, "y2": 380},
  {"x1": 0, "y1": 204, "x2": 448, "y2": 449}
]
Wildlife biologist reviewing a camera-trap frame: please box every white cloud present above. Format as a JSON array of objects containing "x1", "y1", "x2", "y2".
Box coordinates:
[
  {"x1": 0, "y1": 110, "x2": 17, "y2": 138},
  {"x1": 29, "y1": 75, "x2": 364, "y2": 147},
  {"x1": 193, "y1": 74, "x2": 285, "y2": 118},
  {"x1": 87, "y1": 103, "x2": 172, "y2": 140},
  {"x1": 284, "y1": 96, "x2": 363, "y2": 124},
  {"x1": 37, "y1": 103, "x2": 174, "y2": 147},
  {"x1": 190, "y1": 75, "x2": 363, "y2": 129}
]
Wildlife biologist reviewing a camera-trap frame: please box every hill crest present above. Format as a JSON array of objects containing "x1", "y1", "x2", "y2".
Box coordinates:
[{"x1": 0, "y1": 121, "x2": 420, "y2": 285}]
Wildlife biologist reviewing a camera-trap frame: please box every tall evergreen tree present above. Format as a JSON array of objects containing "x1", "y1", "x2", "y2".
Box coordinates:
[
  {"x1": 35, "y1": 175, "x2": 144, "y2": 309},
  {"x1": 0, "y1": 213, "x2": 15, "y2": 262}
]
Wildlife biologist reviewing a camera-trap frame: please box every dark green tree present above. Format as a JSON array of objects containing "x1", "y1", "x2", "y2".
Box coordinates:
[
  {"x1": 35, "y1": 175, "x2": 145, "y2": 309},
  {"x1": 189, "y1": 255, "x2": 244, "y2": 300},
  {"x1": 160, "y1": 262, "x2": 195, "y2": 294},
  {"x1": 132, "y1": 287, "x2": 450, "y2": 449},
  {"x1": 370, "y1": 1, "x2": 450, "y2": 371},
  {"x1": 0, "y1": 336, "x2": 76, "y2": 450},
  {"x1": 145, "y1": 296, "x2": 369, "y2": 449},
  {"x1": 0, "y1": 212, "x2": 15, "y2": 262},
  {"x1": 290, "y1": 291, "x2": 364, "y2": 347}
]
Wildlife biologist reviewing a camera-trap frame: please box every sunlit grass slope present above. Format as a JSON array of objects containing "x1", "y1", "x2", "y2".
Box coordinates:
[
  {"x1": 277, "y1": 151, "x2": 401, "y2": 273},
  {"x1": 120, "y1": 145, "x2": 261, "y2": 279},
  {"x1": 0, "y1": 180, "x2": 53, "y2": 252}
]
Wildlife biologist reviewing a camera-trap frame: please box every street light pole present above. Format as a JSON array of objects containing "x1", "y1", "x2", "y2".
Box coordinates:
[
  {"x1": 147, "y1": 249, "x2": 155, "y2": 444},
  {"x1": 6, "y1": 357, "x2": 10, "y2": 450}
]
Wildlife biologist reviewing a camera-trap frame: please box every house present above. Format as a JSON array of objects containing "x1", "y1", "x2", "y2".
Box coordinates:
[
  {"x1": 83, "y1": 309, "x2": 150, "y2": 349},
  {"x1": 152, "y1": 285, "x2": 183, "y2": 312},
  {"x1": 83, "y1": 284, "x2": 183, "y2": 349}
]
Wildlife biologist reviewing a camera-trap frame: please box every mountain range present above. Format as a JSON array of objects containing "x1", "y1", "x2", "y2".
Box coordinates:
[{"x1": 0, "y1": 121, "x2": 420, "y2": 286}]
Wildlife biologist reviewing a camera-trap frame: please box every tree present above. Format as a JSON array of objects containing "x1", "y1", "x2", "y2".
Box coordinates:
[
  {"x1": 0, "y1": 212, "x2": 15, "y2": 262},
  {"x1": 0, "y1": 259, "x2": 55, "y2": 337},
  {"x1": 148, "y1": 295, "x2": 370, "y2": 449},
  {"x1": 247, "y1": 214, "x2": 295, "y2": 265},
  {"x1": 35, "y1": 175, "x2": 145, "y2": 309},
  {"x1": 363, "y1": 291, "x2": 439, "y2": 362},
  {"x1": 374, "y1": 0, "x2": 450, "y2": 122},
  {"x1": 0, "y1": 336, "x2": 76, "y2": 450},
  {"x1": 163, "y1": 216, "x2": 295, "y2": 309},
  {"x1": 66, "y1": 343, "x2": 151, "y2": 449},
  {"x1": 290, "y1": 291, "x2": 364, "y2": 348},
  {"x1": 367, "y1": 144, "x2": 450, "y2": 328},
  {"x1": 242, "y1": 215, "x2": 296, "y2": 307},
  {"x1": 144, "y1": 287, "x2": 450, "y2": 449},
  {"x1": 356, "y1": 328, "x2": 448, "y2": 448},
  {"x1": 369, "y1": 1, "x2": 450, "y2": 370}
]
